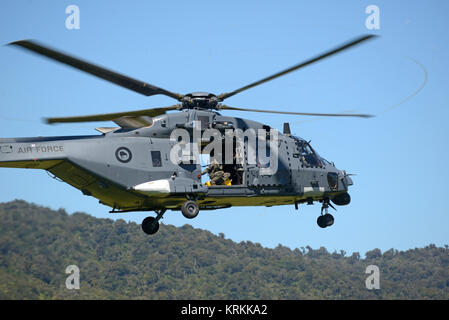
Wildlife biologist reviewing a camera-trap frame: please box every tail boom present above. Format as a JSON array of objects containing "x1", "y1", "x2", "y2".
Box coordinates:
[{"x1": 0, "y1": 139, "x2": 66, "y2": 169}]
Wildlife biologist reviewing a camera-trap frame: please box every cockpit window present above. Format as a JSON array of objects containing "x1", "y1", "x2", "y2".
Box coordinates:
[
  {"x1": 293, "y1": 136, "x2": 322, "y2": 167},
  {"x1": 320, "y1": 157, "x2": 331, "y2": 166}
]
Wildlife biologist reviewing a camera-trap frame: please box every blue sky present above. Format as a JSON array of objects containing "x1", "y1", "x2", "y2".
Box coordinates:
[{"x1": 0, "y1": 0, "x2": 448, "y2": 256}]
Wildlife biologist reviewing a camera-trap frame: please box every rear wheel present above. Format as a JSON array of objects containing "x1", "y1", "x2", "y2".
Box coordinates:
[
  {"x1": 141, "y1": 217, "x2": 160, "y2": 235},
  {"x1": 181, "y1": 200, "x2": 199, "y2": 219}
]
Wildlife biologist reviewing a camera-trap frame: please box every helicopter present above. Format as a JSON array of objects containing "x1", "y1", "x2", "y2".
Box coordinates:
[{"x1": 0, "y1": 35, "x2": 376, "y2": 235}]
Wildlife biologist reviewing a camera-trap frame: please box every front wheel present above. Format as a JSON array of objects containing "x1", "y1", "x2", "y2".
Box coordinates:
[
  {"x1": 323, "y1": 213, "x2": 334, "y2": 227},
  {"x1": 317, "y1": 215, "x2": 327, "y2": 228},
  {"x1": 317, "y1": 214, "x2": 334, "y2": 228}
]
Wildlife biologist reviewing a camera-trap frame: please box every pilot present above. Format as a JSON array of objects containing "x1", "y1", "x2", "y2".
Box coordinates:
[{"x1": 202, "y1": 159, "x2": 231, "y2": 185}]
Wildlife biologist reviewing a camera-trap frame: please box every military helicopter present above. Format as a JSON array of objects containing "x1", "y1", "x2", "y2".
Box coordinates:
[{"x1": 0, "y1": 35, "x2": 376, "y2": 234}]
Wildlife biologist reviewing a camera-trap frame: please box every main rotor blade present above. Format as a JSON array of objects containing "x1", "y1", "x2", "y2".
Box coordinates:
[
  {"x1": 220, "y1": 105, "x2": 373, "y2": 118},
  {"x1": 217, "y1": 34, "x2": 377, "y2": 101},
  {"x1": 45, "y1": 105, "x2": 181, "y2": 124},
  {"x1": 9, "y1": 40, "x2": 184, "y2": 101}
]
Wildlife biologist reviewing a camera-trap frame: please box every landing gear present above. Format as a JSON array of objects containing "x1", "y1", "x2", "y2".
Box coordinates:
[
  {"x1": 181, "y1": 200, "x2": 199, "y2": 219},
  {"x1": 141, "y1": 209, "x2": 166, "y2": 235},
  {"x1": 317, "y1": 200, "x2": 335, "y2": 228},
  {"x1": 317, "y1": 213, "x2": 334, "y2": 228}
]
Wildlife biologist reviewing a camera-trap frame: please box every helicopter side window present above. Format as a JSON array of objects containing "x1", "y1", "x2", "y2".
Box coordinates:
[{"x1": 151, "y1": 151, "x2": 162, "y2": 167}]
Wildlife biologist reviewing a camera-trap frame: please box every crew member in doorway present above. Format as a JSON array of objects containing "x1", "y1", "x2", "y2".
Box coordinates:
[{"x1": 202, "y1": 159, "x2": 231, "y2": 185}]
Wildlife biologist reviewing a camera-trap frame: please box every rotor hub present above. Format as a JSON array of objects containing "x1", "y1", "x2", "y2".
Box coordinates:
[{"x1": 181, "y1": 92, "x2": 219, "y2": 110}]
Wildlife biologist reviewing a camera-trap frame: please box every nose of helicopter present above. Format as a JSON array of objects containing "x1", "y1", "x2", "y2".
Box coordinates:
[
  {"x1": 345, "y1": 175, "x2": 354, "y2": 186},
  {"x1": 339, "y1": 170, "x2": 353, "y2": 187}
]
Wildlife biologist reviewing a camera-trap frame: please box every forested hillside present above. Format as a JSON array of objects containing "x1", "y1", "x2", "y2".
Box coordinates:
[{"x1": 0, "y1": 200, "x2": 448, "y2": 299}]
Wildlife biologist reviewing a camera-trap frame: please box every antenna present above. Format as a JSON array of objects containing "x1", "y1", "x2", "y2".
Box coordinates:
[{"x1": 283, "y1": 122, "x2": 291, "y2": 135}]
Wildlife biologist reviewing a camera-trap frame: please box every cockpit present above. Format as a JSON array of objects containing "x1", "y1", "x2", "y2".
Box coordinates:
[{"x1": 292, "y1": 136, "x2": 330, "y2": 168}]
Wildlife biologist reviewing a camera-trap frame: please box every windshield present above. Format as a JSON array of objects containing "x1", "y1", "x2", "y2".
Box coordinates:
[{"x1": 293, "y1": 136, "x2": 323, "y2": 167}]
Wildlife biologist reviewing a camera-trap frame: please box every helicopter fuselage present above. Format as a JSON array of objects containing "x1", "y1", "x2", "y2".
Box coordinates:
[{"x1": 0, "y1": 110, "x2": 352, "y2": 213}]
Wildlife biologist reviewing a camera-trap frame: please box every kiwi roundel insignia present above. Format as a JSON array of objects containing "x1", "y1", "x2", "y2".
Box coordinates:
[{"x1": 115, "y1": 147, "x2": 132, "y2": 163}]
